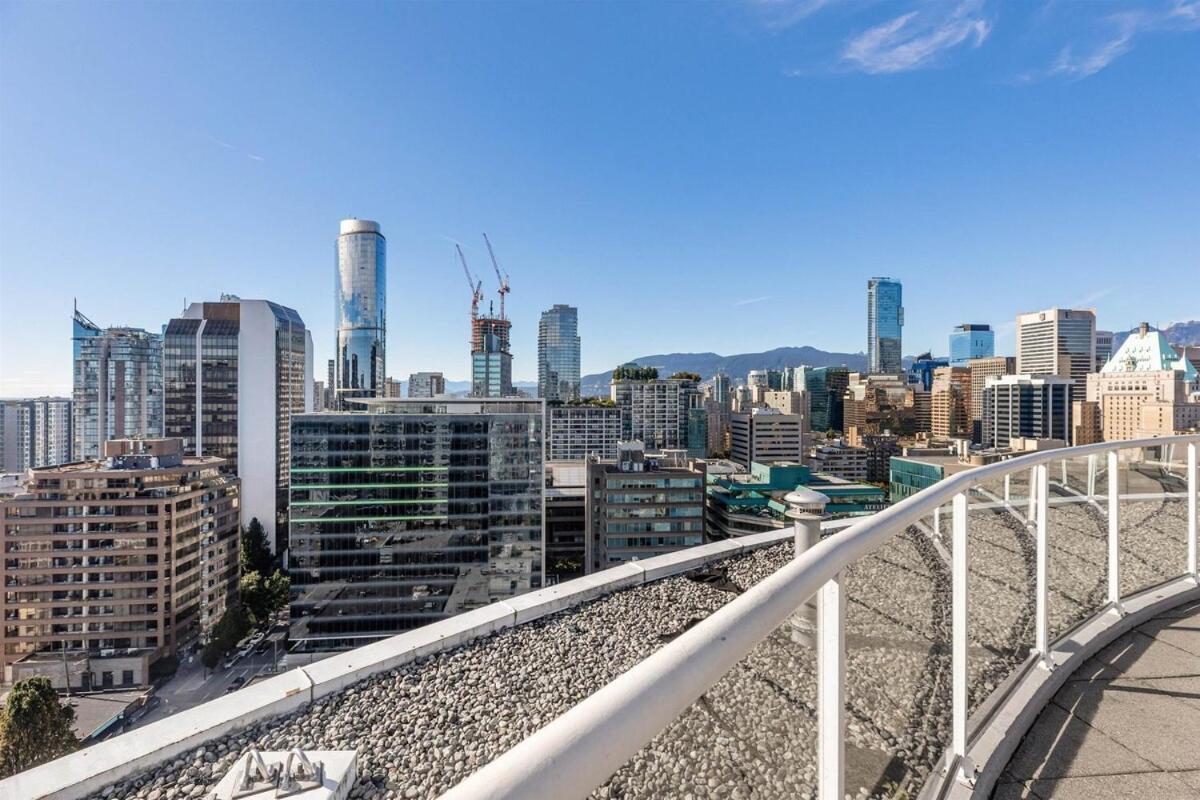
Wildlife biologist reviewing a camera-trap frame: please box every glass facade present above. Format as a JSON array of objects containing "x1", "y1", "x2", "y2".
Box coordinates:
[
  {"x1": 288, "y1": 398, "x2": 544, "y2": 651},
  {"x1": 72, "y1": 310, "x2": 163, "y2": 461},
  {"x1": 164, "y1": 316, "x2": 239, "y2": 460},
  {"x1": 537, "y1": 304, "x2": 581, "y2": 402},
  {"x1": 796, "y1": 366, "x2": 849, "y2": 433},
  {"x1": 948, "y1": 324, "x2": 995, "y2": 367},
  {"x1": 335, "y1": 220, "x2": 386, "y2": 406},
  {"x1": 866, "y1": 277, "x2": 903, "y2": 374}
]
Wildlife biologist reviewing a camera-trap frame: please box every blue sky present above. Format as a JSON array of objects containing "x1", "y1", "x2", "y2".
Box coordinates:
[{"x1": 1, "y1": 0, "x2": 1197, "y2": 394}]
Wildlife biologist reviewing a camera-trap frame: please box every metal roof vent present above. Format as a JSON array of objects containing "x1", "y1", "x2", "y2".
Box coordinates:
[{"x1": 211, "y1": 748, "x2": 358, "y2": 800}]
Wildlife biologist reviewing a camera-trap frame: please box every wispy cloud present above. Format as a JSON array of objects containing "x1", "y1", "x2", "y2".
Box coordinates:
[
  {"x1": 752, "y1": 0, "x2": 840, "y2": 30},
  {"x1": 1039, "y1": 2, "x2": 1200, "y2": 80},
  {"x1": 841, "y1": 0, "x2": 990, "y2": 74},
  {"x1": 1071, "y1": 287, "x2": 1115, "y2": 308},
  {"x1": 209, "y1": 135, "x2": 235, "y2": 150},
  {"x1": 247, "y1": 153, "x2": 264, "y2": 162},
  {"x1": 734, "y1": 295, "x2": 772, "y2": 307}
]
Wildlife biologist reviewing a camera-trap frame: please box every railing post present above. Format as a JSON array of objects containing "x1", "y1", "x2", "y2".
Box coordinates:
[
  {"x1": 817, "y1": 574, "x2": 844, "y2": 800},
  {"x1": 1026, "y1": 466, "x2": 1037, "y2": 525},
  {"x1": 1189, "y1": 443, "x2": 1197, "y2": 581},
  {"x1": 1061, "y1": 458, "x2": 1068, "y2": 486},
  {"x1": 1035, "y1": 463, "x2": 1051, "y2": 667},
  {"x1": 951, "y1": 491, "x2": 972, "y2": 784},
  {"x1": 1108, "y1": 451, "x2": 1122, "y2": 613},
  {"x1": 1087, "y1": 453, "x2": 1097, "y2": 500},
  {"x1": 1003, "y1": 473, "x2": 1011, "y2": 503},
  {"x1": 934, "y1": 505, "x2": 941, "y2": 536}
]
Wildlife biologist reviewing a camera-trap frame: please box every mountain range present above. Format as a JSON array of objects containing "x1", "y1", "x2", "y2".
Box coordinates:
[
  {"x1": 1112, "y1": 320, "x2": 1200, "y2": 351},
  {"x1": 579, "y1": 346, "x2": 869, "y2": 397}
]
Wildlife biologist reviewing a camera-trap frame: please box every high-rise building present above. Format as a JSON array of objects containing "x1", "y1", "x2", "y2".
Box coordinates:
[
  {"x1": 288, "y1": 397, "x2": 544, "y2": 651},
  {"x1": 382, "y1": 377, "x2": 404, "y2": 398},
  {"x1": 538, "y1": 304, "x2": 581, "y2": 403},
  {"x1": 0, "y1": 397, "x2": 72, "y2": 471},
  {"x1": 982, "y1": 374, "x2": 1073, "y2": 449},
  {"x1": 610, "y1": 366, "x2": 700, "y2": 451},
  {"x1": 861, "y1": 431, "x2": 902, "y2": 484},
  {"x1": 0, "y1": 438, "x2": 239, "y2": 687},
  {"x1": 313, "y1": 381, "x2": 327, "y2": 411},
  {"x1": 408, "y1": 371, "x2": 446, "y2": 398},
  {"x1": 807, "y1": 441, "x2": 869, "y2": 482},
  {"x1": 730, "y1": 407, "x2": 806, "y2": 467},
  {"x1": 547, "y1": 403, "x2": 623, "y2": 461},
  {"x1": 1083, "y1": 323, "x2": 1200, "y2": 441},
  {"x1": 1095, "y1": 330, "x2": 1114, "y2": 371},
  {"x1": 1016, "y1": 307, "x2": 1096, "y2": 399},
  {"x1": 907, "y1": 354, "x2": 950, "y2": 392},
  {"x1": 164, "y1": 297, "x2": 313, "y2": 549},
  {"x1": 795, "y1": 366, "x2": 849, "y2": 433},
  {"x1": 335, "y1": 219, "x2": 386, "y2": 407},
  {"x1": 686, "y1": 406, "x2": 709, "y2": 458},
  {"x1": 930, "y1": 366, "x2": 971, "y2": 440},
  {"x1": 72, "y1": 308, "x2": 163, "y2": 462},
  {"x1": 326, "y1": 359, "x2": 336, "y2": 408},
  {"x1": 867, "y1": 277, "x2": 904, "y2": 374},
  {"x1": 949, "y1": 324, "x2": 995, "y2": 367},
  {"x1": 585, "y1": 442, "x2": 705, "y2": 572},
  {"x1": 545, "y1": 461, "x2": 586, "y2": 581},
  {"x1": 471, "y1": 315, "x2": 513, "y2": 397},
  {"x1": 968, "y1": 356, "x2": 1016, "y2": 442}
]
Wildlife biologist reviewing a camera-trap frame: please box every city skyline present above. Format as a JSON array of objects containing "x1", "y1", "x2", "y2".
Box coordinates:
[{"x1": 3, "y1": 1, "x2": 1199, "y2": 396}]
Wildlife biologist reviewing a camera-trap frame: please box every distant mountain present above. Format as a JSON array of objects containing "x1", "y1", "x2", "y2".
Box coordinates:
[
  {"x1": 580, "y1": 347, "x2": 869, "y2": 397},
  {"x1": 1111, "y1": 320, "x2": 1200, "y2": 352}
]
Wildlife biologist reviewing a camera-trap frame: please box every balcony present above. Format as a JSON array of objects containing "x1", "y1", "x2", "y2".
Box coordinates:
[{"x1": 1, "y1": 435, "x2": 1197, "y2": 800}]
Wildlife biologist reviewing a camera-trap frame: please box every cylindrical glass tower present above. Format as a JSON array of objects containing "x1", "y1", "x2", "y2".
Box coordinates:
[{"x1": 335, "y1": 219, "x2": 386, "y2": 407}]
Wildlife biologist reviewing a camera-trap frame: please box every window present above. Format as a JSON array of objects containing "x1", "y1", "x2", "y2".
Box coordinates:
[{"x1": 122, "y1": 669, "x2": 134, "y2": 685}]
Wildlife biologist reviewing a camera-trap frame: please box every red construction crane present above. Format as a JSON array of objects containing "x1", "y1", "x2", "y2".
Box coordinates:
[
  {"x1": 482, "y1": 233, "x2": 510, "y2": 320},
  {"x1": 456, "y1": 244, "x2": 484, "y2": 320}
]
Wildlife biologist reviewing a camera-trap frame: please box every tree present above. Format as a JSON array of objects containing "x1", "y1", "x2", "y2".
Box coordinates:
[
  {"x1": 211, "y1": 605, "x2": 251, "y2": 654},
  {"x1": 265, "y1": 570, "x2": 291, "y2": 614},
  {"x1": 240, "y1": 517, "x2": 273, "y2": 577},
  {"x1": 0, "y1": 677, "x2": 79, "y2": 777},
  {"x1": 669, "y1": 371, "x2": 702, "y2": 383},
  {"x1": 201, "y1": 641, "x2": 222, "y2": 671},
  {"x1": 239, "y1": 571, "x2": 270, "y2": 626}
]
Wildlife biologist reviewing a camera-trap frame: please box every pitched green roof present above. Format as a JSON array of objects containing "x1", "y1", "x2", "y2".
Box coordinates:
[{"x1": 1101, "y1": 326, "x2": 1198, "y2": 380}]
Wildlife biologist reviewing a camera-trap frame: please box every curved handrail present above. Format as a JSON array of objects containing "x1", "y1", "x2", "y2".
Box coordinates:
[{"x1": 441, "y1": 434, "x2": 1200, "y2": 800}]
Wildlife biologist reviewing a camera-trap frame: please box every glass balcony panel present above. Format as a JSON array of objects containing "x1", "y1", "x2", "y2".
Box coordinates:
[
  {"x1": 1119, "y1": 445, "x2": 1188, "y2": 597},
  {"x1": 844, "y1": 517, "x2": 949, "y2": 796},
  {"x1": 1045, "y1": 454, "x2": 1108, "y2": 642}
]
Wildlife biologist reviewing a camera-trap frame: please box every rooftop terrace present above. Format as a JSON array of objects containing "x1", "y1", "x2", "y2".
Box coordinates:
[{"x1": 2, "y1": 435, "x2": 1197, "y2": 800}]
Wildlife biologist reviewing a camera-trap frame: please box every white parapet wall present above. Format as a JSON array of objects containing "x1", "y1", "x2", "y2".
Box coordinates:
[{"x1": 2, "y1": 524, "x2": 840, "y2": 800}]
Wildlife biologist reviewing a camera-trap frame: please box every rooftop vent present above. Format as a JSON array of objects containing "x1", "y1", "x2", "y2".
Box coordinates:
[{"x1": 210, "y1": 748, "x2": 357, "y2": 800}]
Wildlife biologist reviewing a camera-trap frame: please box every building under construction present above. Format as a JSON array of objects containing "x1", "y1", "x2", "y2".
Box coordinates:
[{"x1": 457, "y1": 234, "x2": 514, "y2": 398}]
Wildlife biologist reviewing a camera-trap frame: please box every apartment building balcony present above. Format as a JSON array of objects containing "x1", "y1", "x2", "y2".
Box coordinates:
[{"x1": 2, "y1": 435, "x2": 1198, "y2": 800}]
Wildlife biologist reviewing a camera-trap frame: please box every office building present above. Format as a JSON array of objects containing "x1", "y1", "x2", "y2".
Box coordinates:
[
  {"x1": 0, "y1": 397, "x2": 72, "y2": 471},
  {"x1": 538, "y1": 305, "x2": 581, "y2": 403},
  {"x1": 383, "y1": 377, "x2": 404, "y2": 398},
  {"x1": 867, "y1": 277, "x2": 904, "y2": 374},
  {"x1": 0, "y1": 438, "x2": 239, "y2": 688},
  {"x1": 326, "y1": 359, "x2": 336, "y2": 407},
  {"x1": 861, "y1": 431, "x2": 902, "y2": 484},
  {"x1": 931, "y1": 366, "x2": 972, "y2": 440},
  {"x1": 949, "y1": 324, "x2": 995, "y2": 367},
  {"x1": 1082, "y1": 323, "x2": 1200, "y2": 441},
  {"x1": 968, "y1": 357, "x2": 1016, "y2": 436},
  {"x1": 545, "y1": 461, "x2": 586, "y2": 581},
  {"x1": 1095, "y1": 330, "x2": 1114, "y2": 371},
  {"x1": 546, "y1": 403, "x2": 623, "y2": 461},
  {"x1": 842, "y1": 372, "x2": 916, "y2": 444},
  {"x1": 686, "y1": 407, "x2": 709, "y2": 457},
  {"x1": 584, "y1": 442, "x2": 705, "y2": 572},
  {"x1": 471, "y1": 315, "x2": 513, "y2": 397},
  {"x1": 807, "y1": 441, "x2": 869, "y2": 482},
  {"x1": 795, "y1": 366, "x2": 849, "y2": 433},
  {"x1": 890, "y1": 452, "x2": 980, "y2": 503},
  {"x1": 730, "y1": 408, "x2": 806, "y2": 468},
  {"x1": 72, "y1": 308, "x2": 163, "y2": 462},
  {"x1": 982, "y1": 375, "x2": 1073, "y2": 449},
  {"x1": 164, "y1": 297, "x2": 313, "y2": 549},
  {"x1": 907, "y1": 354, "x2": 950, "y2": 392},
  {"x1": 610, "y1": 366, "x2": 699, "y2": 451},
  {"x1": 408, "y1": 372, "x2": 445, "y2": 398},
  {"x1": 1016, "y1": 308, "x2": 1096, "y2": 399},
  {"x1": 288, "y1": 398, "x2": 544, "y2": 651},
  {"x1": 335, "y1": 219, "x2": 386, "y2": 407},
  {"x1": 313, "y1": 381, "x2": 327, "y2": 411}
]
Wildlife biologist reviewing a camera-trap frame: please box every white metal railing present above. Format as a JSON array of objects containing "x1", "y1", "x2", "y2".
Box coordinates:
[{"x1": 441, "y1": 434, "x2": 1200, "y2": 800}]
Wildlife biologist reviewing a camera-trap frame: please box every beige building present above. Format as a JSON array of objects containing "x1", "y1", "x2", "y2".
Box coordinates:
[
  {"x1": 1016, "y1": 308, "x2": 1096, "y2": 398},
  {"x1": 968, "y1": 357, "x2": 1016, "y2": 428},
  {"x1": 0, "y1": 438, "x2": 240, "y2": 687},
  {"x1": 1084, "y1": 324, "x2": 1200, "y2": 441},
  {"x1": 931, "y1": 366, "x2": 971, "y2": 440}
]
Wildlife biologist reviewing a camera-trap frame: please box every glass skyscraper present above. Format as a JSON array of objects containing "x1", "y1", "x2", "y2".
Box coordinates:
[
  {"x1": 72, "y1": 308, "x2": 163, "y2": 461},
  {"x1": 949, "y1": 324, "x2": 995, "y2": 367},
  {"x1": 867, "y1": 277, "x2": 904, "y2": 374},
  {"x1": 537, "y1": 304, "x2": 581, "y2": 403},
  {"x1": 335, "y1": 219, "x2": 386, "y2": 407},
  {"x1": 288, "y1": 397, "x2": 544, "y2": 651},
  {"x1": 795, "y1": 366, "x2": 849, "y2": 433}
]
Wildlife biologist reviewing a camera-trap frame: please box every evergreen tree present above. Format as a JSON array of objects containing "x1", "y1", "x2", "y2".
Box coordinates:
[
  {"x1": 0, "y1": 677, "x2": 79, "y2": 778},
  {"x1": 240, "y1": 517, "x2": 273, "y2": 576}
]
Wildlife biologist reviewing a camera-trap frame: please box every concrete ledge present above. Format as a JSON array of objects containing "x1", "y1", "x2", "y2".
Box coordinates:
[
  {"x1": 0, "y1": 529, "x2": 804, "y2": 800},
  {"x1": 3, "y1": 668, "x2": 315, "y2": 800},
  {"x1": 928, "y1": 576, "x2": 1200, "y2": 800}
]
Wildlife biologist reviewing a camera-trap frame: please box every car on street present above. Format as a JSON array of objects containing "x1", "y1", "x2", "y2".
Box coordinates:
[{"x1": 225, "y1": 676, "x2": 246, "y2": 693}]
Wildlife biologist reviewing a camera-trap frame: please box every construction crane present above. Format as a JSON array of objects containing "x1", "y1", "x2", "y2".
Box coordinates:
[
  {"x1": 456, "y1": 244, "x2": 484, "y2": 321},
  {"x1": 482, "y1": 233, "x2": 510, "y2": 320}
]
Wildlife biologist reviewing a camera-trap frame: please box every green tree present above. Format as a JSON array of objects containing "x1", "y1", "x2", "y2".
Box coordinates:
[
  {"x1": 240, "y1": 517, "x2": 273, "y2": 576},
  {"x1": 201, "y1": 641, "x2": 222, "y2": 670},
  {"x1": 239, "y1": 570, "x2": 270, "y2": 626},
  {"x1": 0, "y1": 677, "x2": 79, "y2": 778},
  {"x1": 668, "y1": 371, "x2": 702, "y2": 382},
  {"x1": 264, "y1": 570, "x2": 291, "y2": 614},
  {"x1": 211, "y1": 605, "x2": 251, "y2": 654}
]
